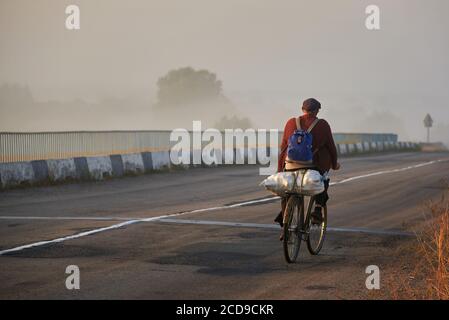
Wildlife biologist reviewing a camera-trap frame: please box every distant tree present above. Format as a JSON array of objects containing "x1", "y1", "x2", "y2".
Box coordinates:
[
  {"x1": 214, "y1": 115, "x2": 253, "y2": 130},
  {"x1": 155, "y1": 67, "x2": 224, "y2": 107}
]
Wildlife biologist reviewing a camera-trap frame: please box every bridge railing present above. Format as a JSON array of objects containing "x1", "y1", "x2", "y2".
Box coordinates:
[{"x1": 0, "y1": 131, "x2": 398, "y2": 163}]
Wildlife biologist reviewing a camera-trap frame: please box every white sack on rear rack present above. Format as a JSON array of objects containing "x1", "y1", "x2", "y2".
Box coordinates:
[
  {"x1": 260, "y1": 170, "x2": 324, "y2": 197},
  {"x1": 298, "y1": 170, "x2": 325, "y2": 196},
  {"x1": 259, "y1": 172, "x2": 296, "y2": 197}
]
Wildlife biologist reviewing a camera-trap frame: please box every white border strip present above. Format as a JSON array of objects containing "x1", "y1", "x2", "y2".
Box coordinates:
[
  {"x1": 329, "y1": 159, "x2": 446, "y2": 186},
  {"x1": 0, "y1": 216, "x2": 136, "y2": 221},
  {"x1": 158, "y1": 218, "x2": 414, "y2": 237},
  {"x1": 1, "y1": 158, "x2": 447, "y2": 256}
]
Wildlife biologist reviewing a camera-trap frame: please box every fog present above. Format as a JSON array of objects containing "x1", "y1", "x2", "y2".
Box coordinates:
[{"x1": 1, "y1": 0, "x2": 448, "y2": 144}]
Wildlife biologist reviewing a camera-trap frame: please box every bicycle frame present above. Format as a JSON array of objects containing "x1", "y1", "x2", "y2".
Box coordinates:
[{"x1": 285, "y1": 192, "x2": 316, "y2": 241}]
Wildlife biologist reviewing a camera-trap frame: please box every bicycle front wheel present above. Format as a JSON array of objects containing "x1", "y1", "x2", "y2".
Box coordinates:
[{"x1": 283, "y1": 195, "x2": 304, "y2": 263}]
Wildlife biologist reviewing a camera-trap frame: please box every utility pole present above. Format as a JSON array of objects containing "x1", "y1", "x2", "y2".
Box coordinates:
[{"x1": 423, "y1": 114, "x2": 433, "y2": 143}]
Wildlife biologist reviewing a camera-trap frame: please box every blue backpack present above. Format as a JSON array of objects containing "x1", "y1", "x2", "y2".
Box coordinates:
[{"x1": 287, "y1": 118, "x2": 320, "y2": 163}]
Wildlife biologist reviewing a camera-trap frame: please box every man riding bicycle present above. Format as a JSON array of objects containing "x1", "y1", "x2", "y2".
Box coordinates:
[{"x1": 275, "y1": 98, "x2": 340, "y2": 233}]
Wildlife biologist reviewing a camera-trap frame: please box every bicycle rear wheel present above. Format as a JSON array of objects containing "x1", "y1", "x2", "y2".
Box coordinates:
[
  {"x1": 283, "y1": 195, "x2": 304, "y2": 263},
  {"x1": 306, "y1": 205, "x2": 327, "y2": 255}
]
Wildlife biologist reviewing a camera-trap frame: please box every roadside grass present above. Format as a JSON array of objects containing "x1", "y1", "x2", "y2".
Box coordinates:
[
  {"x1": 385, "y1": 185, "x2": 449, "y2": 300},
  {"x1": 418, "y1": 192, "x2": 449, "y2": 299}
]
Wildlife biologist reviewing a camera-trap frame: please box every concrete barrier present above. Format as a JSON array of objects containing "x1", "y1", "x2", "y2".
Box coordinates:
[
  {"x1": 363, "y1": 142, "x2": 370, "y2": 152},
  {"x1": 86, "y1": 156, "x2": 113, "y2": 180},
  {"x1": 31, "y1": 160, "x2": 49, "y2": 183},
  {"x1": 74, "y1": 157, "x2": 90, "y2": 180},
  {"x1": 386, "y1": 141, "x2": 392, "y2": 150},
  {"x1": 338, "y1": 144, "x2": 347, "y2": 155},
  {"x1": 141, "y1": 152, "x2": 154, "y2": 172},
  {"x1": 47, "y1": 159, "x2": 77, "y2": 182},
  {"x1": 0, "y1": 141, "x2": 422, "y2": 189},
  {"x1": 151, "y1": 151, "x2": 170, "y2": 170},
  {"x1": 347, "y1": 144, "x2": 355, "y2": 153},
  {"x1": 377, "y1": 142, "x2": 384, "y2": 151},
  {"x1": 121, "y1": 153, "x2": 145, "y2": 174},
  {"x1": 0, "y1": 162, "x2": 35, "y2": 188},
  {"x1": 109, "y1": 155, "x2": 123, "y2": 177},
  {"x1": 333, "y1": 141, "x2": 419, "y2": 157}
]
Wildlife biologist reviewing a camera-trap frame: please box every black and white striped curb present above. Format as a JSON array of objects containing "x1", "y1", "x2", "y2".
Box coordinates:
[{"x1": 0, "y1": 142, "x2": 419, "y2": 189}]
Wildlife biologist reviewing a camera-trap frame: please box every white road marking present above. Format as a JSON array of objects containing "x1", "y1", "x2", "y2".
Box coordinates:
[
  {"x1": 0, "y1": 158, "x2": 447, "y2": 256},
  {"x1": 0, "y1": 220, "x2": 138, "y2": 256},
  {"x1": 329, "y1": 159, "x2": 447, "y2": 186},
  {"x1": 158, "y1": 218, "x2": 415, "y2": 237},
  {"x1": 0, "y1": 210, "x2": 199, "y2": 256},
  {"x1": 0, "y1": 216, "x2": 136, "y2": 221}
]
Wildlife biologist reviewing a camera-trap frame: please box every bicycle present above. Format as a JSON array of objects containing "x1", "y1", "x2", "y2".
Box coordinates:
[{"x1": 282, "y1": 191, "x2": 327, "y2": 263}]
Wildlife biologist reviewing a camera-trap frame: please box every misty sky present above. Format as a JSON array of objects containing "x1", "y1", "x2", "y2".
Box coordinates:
[{"x1": 1, "y1": 0, "x2": 448, "y2": 143}]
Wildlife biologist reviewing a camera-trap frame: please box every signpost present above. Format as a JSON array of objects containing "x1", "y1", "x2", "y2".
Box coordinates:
[{"x1": 423, "y1": 114, "x2": 433, "y2": 143}]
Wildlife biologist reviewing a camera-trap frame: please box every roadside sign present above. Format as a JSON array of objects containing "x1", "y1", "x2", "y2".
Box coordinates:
[
  {"x1": 423, "y1": 114, "x2": 433, "y2": 143},
  {"x1": 423, "y1": 114, "x2": 433, "y2": 128}
]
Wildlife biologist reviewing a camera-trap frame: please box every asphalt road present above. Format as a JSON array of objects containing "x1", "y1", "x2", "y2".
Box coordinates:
[{"x1": 0, "y1": 151, "x2": 448, "y2": 299}]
